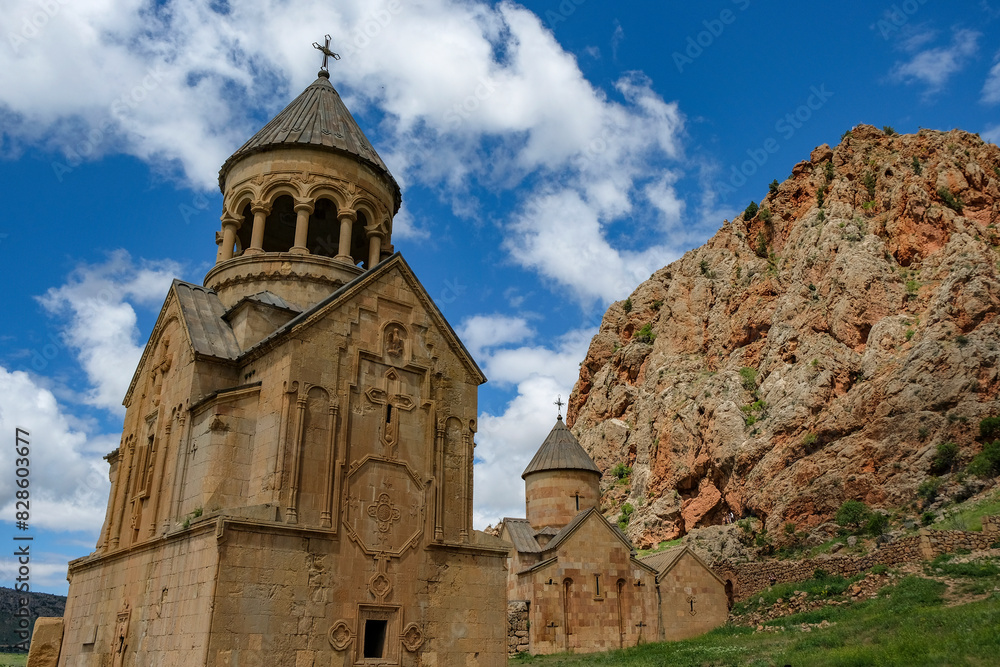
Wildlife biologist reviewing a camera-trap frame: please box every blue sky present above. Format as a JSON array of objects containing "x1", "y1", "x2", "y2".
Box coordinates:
[{"x1": 1, "y1": 0, "x2": 998, "y2": 595}]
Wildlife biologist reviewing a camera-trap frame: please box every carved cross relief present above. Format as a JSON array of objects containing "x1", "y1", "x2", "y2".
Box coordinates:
[{"x1": 365, "y1": 369, "x2": 415, "y2": 458}]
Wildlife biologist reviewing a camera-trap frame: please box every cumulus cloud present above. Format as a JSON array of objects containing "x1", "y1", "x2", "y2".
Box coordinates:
[
  {"x1": 983, "y1": 55, "x2": 1000, "y2": 104},
  {"x1": 0, "y1": 0, "x2": 687, "y2": 306},
  {"x1": 36, "y1": 251, "x2": 182, "y2": 415},
  {"x1": 0, "y1": 367, "x2": 111, "y2": 536},
  {"x1": 458, "y1": 314, "x2": 535, "y2": 362},
  {"x1": 983, "y1": 124, "x2": 1000, "y2": 145},
  {"x1": 890, "y1": 28, "x2": 981, "y2": 95},
  {"x1": 471, "y1": 327, "x2": 594, "y2": 527}
]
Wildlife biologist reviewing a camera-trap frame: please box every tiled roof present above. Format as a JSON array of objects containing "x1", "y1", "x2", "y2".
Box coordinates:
[
  {"x1": 218, "y1": 72, "x2": 400, "y2": 211},
  {"x1": 521, "y1": 417, "x2": 601, "y2": 478},
  {"x1": 638, "y1": 546, "x2": 686, "y2": 574},
  {"x1": 502, "y1": 518, "x2": 542, "y2": 554},
  {"x1": 172, "y1": 281, "x2": 242, "y2": 360}
]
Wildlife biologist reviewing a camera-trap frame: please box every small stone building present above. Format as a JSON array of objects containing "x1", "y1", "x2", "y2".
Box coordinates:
[
  {"x1": 501, "y1": 416, "x2": 728, "y2": 655},
  {"x1": 501, "y1": 417, "x2": 659, "y2": 655},
  {"x1": 638, "y1": 546, "x2": 729, "y2": 641},
  {"x1": 35, "y1": 61, "x2": 508, "y2": 666}
]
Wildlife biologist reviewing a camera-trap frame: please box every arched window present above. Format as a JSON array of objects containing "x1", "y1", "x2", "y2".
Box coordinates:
[
  {"x1": 307, "y1": 198, "x2": 338, "y2": 257},
  {"x1": 261, "y1": 195, "x2": 297, "y2": 252},
  {"x1": 236, "y1": 203, "x2": 253, "y2": 255}
]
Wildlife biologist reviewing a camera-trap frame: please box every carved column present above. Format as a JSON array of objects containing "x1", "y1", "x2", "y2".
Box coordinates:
[
  {"x1": 286, "y1": 394, "x2": 308, "y2": 524},
  {"x1": 321, "y1": 402, "x2": 339, "y2": 529},
  {"x1": 218, "y1": 214, "x2": 242, "y2": 262},
  {"x1": 245, "y1": 200, "x2": 271, "y2": 255},
  {"x1": 434, "y1": 419, "x2": 445, "y2": 541},
  {"x1": 147, "y1": 419, "x2": 171, "y2": 538},
  {"x1": 275, "y1": 382, "x2": 299, "y2": 502},
  {"x1": 291, "y1": 200, "x2": 314, "y2": 254},
  {"x1": 99, "y1": 449, "x2": 122, "y2": 552},
  {"x1": 334, "y1": 209, "x2": 357, "y2": 264},
  {"x1": 367, "y1": 231, "x2": 383, "y2": 270},
  {"x1": 166, "y1": 411, "x2": 188, "y2": 531},
  {"x1": 461, "y1": 429, "x2": 471, "y2": 543}
]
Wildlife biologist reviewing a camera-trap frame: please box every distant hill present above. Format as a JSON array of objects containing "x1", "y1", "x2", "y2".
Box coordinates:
[
  {"x1": 568, "y1": 125, "x2": 1000, "y2": 548},
  {"x1": 0, "y1": 587, "x2": 65, "y2": 652}
]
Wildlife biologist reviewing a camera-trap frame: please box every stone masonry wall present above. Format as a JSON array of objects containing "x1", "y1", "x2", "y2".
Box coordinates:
[
  {"x1": 507, "y1": 601, "x2": 529, "y2": 656},
  {"x1": 716, "y1": 518, "x2": 1000, "y2": 602}
]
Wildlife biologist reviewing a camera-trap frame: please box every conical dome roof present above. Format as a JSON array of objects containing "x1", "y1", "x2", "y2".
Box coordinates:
[
  {"x1": 521, "y1": 417, "x2": 601, "y2": 479},
  {"x1": 218, "y1": 71, "x2": 401, "y2": 211}
]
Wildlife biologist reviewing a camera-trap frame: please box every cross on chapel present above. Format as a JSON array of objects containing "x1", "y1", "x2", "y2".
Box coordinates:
[{"x1": 554, "y1": 395, "x2": 564, "y2": 419}]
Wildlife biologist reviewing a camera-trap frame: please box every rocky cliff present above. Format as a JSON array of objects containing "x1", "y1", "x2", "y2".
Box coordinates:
[{"x1": 567, "y1": 125, "x2": 1000, "y2": 548}]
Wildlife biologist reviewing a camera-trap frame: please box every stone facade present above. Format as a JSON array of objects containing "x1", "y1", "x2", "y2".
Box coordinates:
[
  {"x1": 649, "y1": 548, "x2": 729, "y2": 642},
  {"x1": 33, "y1": 67, "x2": 508, "y2": 666}
]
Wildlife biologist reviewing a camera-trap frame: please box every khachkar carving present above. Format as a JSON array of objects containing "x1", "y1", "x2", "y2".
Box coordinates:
[
  {"x1": 343, "y1": 457, "x2": 424, "y2": 557},
  {"x1": 365, "y1": 368, "x2": 415, "y2": 459},
  {"x1": 111, "y1": 600, "x2": 131, "y2": 667},
  {"x1": 368, "y1": 493, "x2": 401, "y2": 533}
]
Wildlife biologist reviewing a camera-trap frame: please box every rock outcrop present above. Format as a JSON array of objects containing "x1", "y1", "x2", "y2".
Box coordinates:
[{"x1": 568, "y1": 126, "x2": 1000, "y2": 547}]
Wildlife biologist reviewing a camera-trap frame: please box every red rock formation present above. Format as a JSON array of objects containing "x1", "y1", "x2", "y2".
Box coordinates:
[{"x1": 568, "y1": 126, "x2": 1000, "y2": 546}]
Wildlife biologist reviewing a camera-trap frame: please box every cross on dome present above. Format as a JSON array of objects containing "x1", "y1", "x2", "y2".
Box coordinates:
[{"x1": 312, "y1": 34, "x2": 340, "y2": 74}]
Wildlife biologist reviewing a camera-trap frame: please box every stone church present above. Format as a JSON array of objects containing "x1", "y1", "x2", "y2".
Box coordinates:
[
  {"x1": 32, "y1": 57, "x2": 508, "y2": 666},
  {"x1": 501, "y1": 415, "x2": 728, "y2": 655}
]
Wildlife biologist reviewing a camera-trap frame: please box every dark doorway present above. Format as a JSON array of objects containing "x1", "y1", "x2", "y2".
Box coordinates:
[{"x1": 363, "y1": 619, "x2": 388, "y2": 658}]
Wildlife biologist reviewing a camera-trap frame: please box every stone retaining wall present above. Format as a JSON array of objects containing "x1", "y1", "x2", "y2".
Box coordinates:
[
  {"x1": 507, "y1": 600, "x2": 529, "y2": 656},
  {"x1": 715, "y1": 517, "x2": 1000, "y2": 602}
]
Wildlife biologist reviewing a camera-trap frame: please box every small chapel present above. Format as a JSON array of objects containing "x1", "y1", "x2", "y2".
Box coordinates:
[
  {"x1": 30, "y1": 45, "x2": 508, "y2": 666},
  {"x1": 501, "y1": 410, "x2": 729, "y2": 655}
]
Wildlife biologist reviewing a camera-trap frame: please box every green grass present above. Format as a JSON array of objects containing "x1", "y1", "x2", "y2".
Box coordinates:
[
  {"x1": 637, "y1": 537, "x2": 682, "y2": 556},
  {"x1": 510, "y1": 577, "x2": 1000, "y2": 666},
  {"x1": 931, "y1": 487, "x2": 1000, "y2": 531},
  {"x1": 0, "y1": 653, "x2": 27, "y2": 667}
]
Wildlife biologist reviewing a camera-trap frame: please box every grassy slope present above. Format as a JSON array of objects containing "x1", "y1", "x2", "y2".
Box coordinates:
[{"x1": 512, "y1": 572, "x2": 1000, "y2": 666}]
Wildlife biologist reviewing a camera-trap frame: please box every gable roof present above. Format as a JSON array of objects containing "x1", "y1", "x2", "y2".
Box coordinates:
[
  {"x1": 545, "y1": 507, "x2": 633, "y2": 553},
  {"x1": 124, "y1": 280, "x2": 241, "y2": 404},
  {"x1": 223, "y1": 290, "x2": 302, "y2": 319},
  {"x1": 218, "y1": 72, "x2": 401, "y2": 212},
  {"x1": 522, "y1": 417, "x2": 601, "y2": 478},
  {"x1": 502, "y1": 518, "x2": 543, "y2": 554},
  {"x1": 242, "y1": 253, "x2": 485, "y2": 384},
  {"x1": 639, "y1": 545, "x2": 727, "y2": 587}
]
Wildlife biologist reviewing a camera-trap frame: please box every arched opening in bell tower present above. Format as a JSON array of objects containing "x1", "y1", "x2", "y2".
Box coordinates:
[
  {"x1": 262, "y1": 195, "x2": 297, "y2": 252},
  {"x1": 353, "y1": 210, "x2": 370, "y2": 268},
  {"x1": 307, "y1": 197, "x2": 339, "y2": 257}
]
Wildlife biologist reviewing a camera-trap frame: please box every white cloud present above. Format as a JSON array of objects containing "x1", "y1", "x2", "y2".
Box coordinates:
[
  {"x1": 37, "y1": 251, "x2": 181, "y2": 415},
  {"x1": 0, "y1": 367, "x2": 110, "y2": 536},
  {"x1": 458, "y1": 314, "x2": 535, "y2": 361},
  {"x1": 471, "y1": 327, "x2": 595, "y2": 527},
  {"x1": 890, "y1": 28, "x2": 981, "y2": 94},
  {"x1": 983, "y1": 124, "x2": 1000, "y2": 145},
  {"x1": 983, "y1": 55, "x2": 1000, "y2": 104},
  {"x1": 0, "y1": 0, "x2": 687, "y2": 306}
]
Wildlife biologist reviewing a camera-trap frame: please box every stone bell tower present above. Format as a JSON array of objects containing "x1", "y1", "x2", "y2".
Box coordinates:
[
  {"x1": 36, "y1": 44, "x2": 508, "y2": 667},
  {"x1": 207, "y1": 65, "x2": 400, "y2": 316}
]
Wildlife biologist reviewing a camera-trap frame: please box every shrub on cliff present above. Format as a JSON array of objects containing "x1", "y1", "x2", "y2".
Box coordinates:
[
  {"x1": 835, "y1": 500, "x2": 871, "y2": 532},
  {"x1": 967, "y1": 440, "x2": 1000, "y2": 479}
]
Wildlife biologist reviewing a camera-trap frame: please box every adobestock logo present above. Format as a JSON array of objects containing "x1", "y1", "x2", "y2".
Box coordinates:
[
  {"x1": 717, "y1": 84, "x2": 834, "y2": 197},
  {"x1": 672, "y1": 0, "x2": 752, "y2": 74}
]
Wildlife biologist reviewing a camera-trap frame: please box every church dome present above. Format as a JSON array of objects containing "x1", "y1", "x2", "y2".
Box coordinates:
[
  {"x1": 523, "y1": 416, "x2": 601, "y2": 531},
  {"x1": 218, "y1": 71, "x2": 400, "y2": 212},
  {"x1": 522, "y1": 417, "x2": 601, "y2": 479}
]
